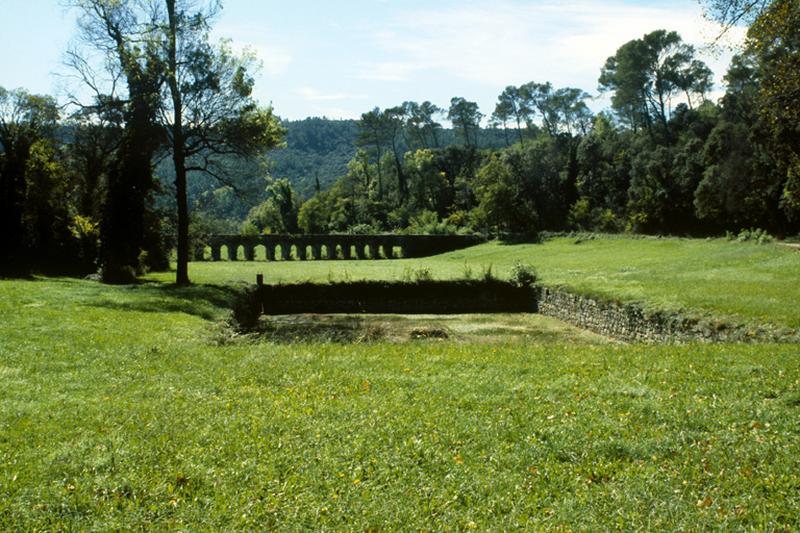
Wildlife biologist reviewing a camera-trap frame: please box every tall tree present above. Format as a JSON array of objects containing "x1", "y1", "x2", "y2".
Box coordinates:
[
  {"x1": 160, "y1": 0, "x2": 284, "y2": 285},
  {"x1": 357, "y1": 108, "x2": 391, "y2": 197},
  {"x1": 71, "y1": 0, "x2": 165, "y2": 283},
  {"x1": 540, "y1": 87, "x2": 594, "y2": 136},
  {"x1": 357, "y1": 106, "x2": 408, "y2": 202},
  {"x1": 598, "y1": 30, "x2": 713, "y2": 135},
  {"x1": 747, "y1": 0, "x2": 800, "y2": 222},
  {"x1": 494, "y1": 86, "x2": 530, "y2": 144},
  {"x1": 418, "y1": 101, "x2": 444, "y2": 148},
  {"x1": 401, "y1": 101, "x2": 443, "y2": 149},
  {"x1": 447, "y1": 97, "x2": 483, "y2": 148},
  {"x1": 0, "y1": 87, "x2": 60, "y2": 273}
]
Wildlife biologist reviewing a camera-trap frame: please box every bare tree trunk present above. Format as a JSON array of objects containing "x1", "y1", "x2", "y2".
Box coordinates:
[{"x1": 166, "y1": 0, "x2": 190, "y2": 285}]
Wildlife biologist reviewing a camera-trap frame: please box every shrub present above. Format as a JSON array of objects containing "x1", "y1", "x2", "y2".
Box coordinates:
[
  {"x1": 413, "y1": 267, "x2": 433, "y2": 282},
  {"x1": 400, "y1": 266, "x2": 433, "y2": 283},
  {"x1": 510, "y1": 262, "x2": 538, "y2": 287},
  {"x1": 730, "y1": 228, "x2": 774, "y2": 244},
  {"x1": 480, "y1": 264, "x2": 495, "y2": 282}
]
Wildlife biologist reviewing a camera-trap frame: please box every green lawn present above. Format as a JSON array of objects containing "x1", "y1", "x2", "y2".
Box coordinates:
[
  {"x1": 148, "y1": 236, "x2": 800, "y2": 329},
  {"x1": 1, "y1": 276, "x2": 799, "y2": 529}
]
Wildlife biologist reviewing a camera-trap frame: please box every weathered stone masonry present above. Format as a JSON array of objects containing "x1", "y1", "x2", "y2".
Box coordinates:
[{"x1": 537, "y1": 286, "x2": 799, "y2": 343}]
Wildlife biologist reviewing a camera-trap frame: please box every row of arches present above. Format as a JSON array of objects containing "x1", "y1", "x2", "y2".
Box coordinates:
[{"x1": 200, "y1": 241, "x2": 403, "y2": 261}]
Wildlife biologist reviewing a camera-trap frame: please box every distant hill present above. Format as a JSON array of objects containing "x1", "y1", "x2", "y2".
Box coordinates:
[
  {"x1": 267, "y1": 118, "x2": 359, "y2": 198},
  {"x1": 268, "y1": 117, "x2": 509, "y2": 198}
]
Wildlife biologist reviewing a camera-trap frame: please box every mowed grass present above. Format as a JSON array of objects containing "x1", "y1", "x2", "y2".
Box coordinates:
[
  {"x1": 147, "y1": 236, "x2": 800, "y2": 329},
  {"x1": 2, "y1": 277, "x2": 800, "y2": 529}
]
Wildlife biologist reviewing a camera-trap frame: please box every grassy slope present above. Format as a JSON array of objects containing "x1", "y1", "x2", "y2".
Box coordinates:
[
  {"x1": 148, "y1": 236, "x2": 800, "y2": 329},
  {"x1": 1, "y1": 277, "x2": 799, "y2": 529}
]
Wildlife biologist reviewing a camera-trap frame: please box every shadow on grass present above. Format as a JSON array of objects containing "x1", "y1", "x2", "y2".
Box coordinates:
[
  {"x1": 497, "y1": 232, "x2": 543, "y2": 245},
  {"x1": 85, "y1": 280, "x2": 248, "y2": 321}
]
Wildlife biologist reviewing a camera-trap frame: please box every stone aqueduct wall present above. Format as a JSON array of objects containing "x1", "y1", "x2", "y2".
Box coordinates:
[{"x1": 200, "y1": 234, "x2": 484, "y2": 261}]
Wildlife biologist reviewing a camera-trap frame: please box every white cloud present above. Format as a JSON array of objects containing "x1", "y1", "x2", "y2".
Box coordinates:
[
  {"x1": 356, "y1": 60, "x2": 423, "y2": 82},
  {"x1": 359, "y1": 0, "x2": 744, "y2": 95},
  {"x1": 212, "y1": 22, "x2": 293, "y2": 78},
  {"x1": 255, "y1": 45, "x2": 293, "y2": 77},
  {"x1": 297, "y1": 87, "x2": 368, "y2": 102}
]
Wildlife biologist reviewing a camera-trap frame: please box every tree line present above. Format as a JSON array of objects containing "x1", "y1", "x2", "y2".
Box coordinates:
[
  {"x1": 2, "y1": 0, "x2": 798, "y2": 284},
  {"x1": 0, "y1": 0, "x2": 283, "y2": 284},
  {"x1": 244, "y1": 8, "x2": 798, "y2": 240}
]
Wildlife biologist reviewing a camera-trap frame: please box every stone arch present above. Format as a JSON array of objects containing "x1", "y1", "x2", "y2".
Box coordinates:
[
  {"x1": 367, "y1": 241, "x2": 380, "y2": 259},
  {"x1": 341, "y1": 243, "x2": 353, "y2": 260},
  {"x1": 254, "y1": 244, "x2": 267, "y2": 261},
  {"x1": 292, "y1": 243, "x2": 306, "y2": 261},
  {"x1": 323, "y1": 243, "x2": 338, "y2": 260},
  {"x1": 229, "y1": 243, "x2": 245, "y2": 261}
]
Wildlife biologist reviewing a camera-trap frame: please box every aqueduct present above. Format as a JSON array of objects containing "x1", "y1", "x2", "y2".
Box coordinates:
[{"x1": 198, "y1": 234, "x2": 484, "y2": 261}]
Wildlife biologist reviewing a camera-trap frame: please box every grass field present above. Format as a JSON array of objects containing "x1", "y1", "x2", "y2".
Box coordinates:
[
  {"x1": 1, "y1": 270, "x2": 800, "y2": 529},
  {"x1": 147, "y1": 236, "x2": 800, "y2": 329},
  {"x1": 3, "y1": 236, "x2": 799, "y2": 528}
]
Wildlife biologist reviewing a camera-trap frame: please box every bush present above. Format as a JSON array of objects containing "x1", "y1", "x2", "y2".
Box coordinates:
[
  {"x1": 480, "y1": 264, "x2": 495, "y2": 282},
  {"x1": 413, "y1": 267, "x2": 433, "y2": 282},
  {"x1": 400, "y1": 266, "x2": 433, "y2": 283},
  {"x1": 510, "y1": 262, "x2": 538, "y2": 287},
  {"x1": 407, "y1": 210, "x2": 459, "y2": 235},
  {"x1": 729, "y1": 228, "x2": 774, "y2": 244}
]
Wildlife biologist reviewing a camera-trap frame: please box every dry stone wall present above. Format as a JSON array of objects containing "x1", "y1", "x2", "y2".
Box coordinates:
[{"x1": 536, "y1": 286, "x2": 799, "y2": 344}]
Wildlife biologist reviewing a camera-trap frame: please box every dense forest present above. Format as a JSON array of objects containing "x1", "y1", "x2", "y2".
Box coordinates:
[
  {"x1": 235, "y1": 21, "x2": 799, "y2": 240},
  {"x1": 1, "y1": 0, "x2": 798, "y2": 284},
  {"x1": 264, "y1": 117, "x2": 509, "y2": 199}
]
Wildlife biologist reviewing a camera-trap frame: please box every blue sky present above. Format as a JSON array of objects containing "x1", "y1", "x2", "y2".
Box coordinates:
[{"x1": 0, "y1": 0, "x2": 743, "y2": 121}]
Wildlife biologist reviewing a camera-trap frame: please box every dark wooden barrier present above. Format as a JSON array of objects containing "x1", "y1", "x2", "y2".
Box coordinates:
[{"x1": 255, "y1": 280, "x2": 535, "y2": 315}]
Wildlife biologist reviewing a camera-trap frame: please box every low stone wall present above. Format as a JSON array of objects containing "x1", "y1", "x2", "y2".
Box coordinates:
[{"x1": 537, "y1": 286, "x2": 799, "y2": 343}]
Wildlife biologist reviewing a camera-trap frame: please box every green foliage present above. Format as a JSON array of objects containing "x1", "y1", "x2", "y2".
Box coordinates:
[
  {"x1": 746, "y1": 0, "x2": 800, "y2": 223},
  {"x1": 297, "y1": 196, "x2": 329, "y2": 234},
  {"x1": 406, "y1": 210, "x2": 459, "y2": 235},
  {"x1": 448, "y1": 97, "x2": 483, "y2": 148},
  {"x1": 0, "y1": 87, "x2": 64, "y2": 271},
  {"x1": 510, "y1": 262, "x2": 538, "y2": 287},
  {"x1": 473, "y1": 154, "x2": 539, "y2": 233},
  {"x1": 413, "y1": 266, "x2": 433, "y2": 282},
  {"x1": 244, "y1": 178, "x2": 299, "y2": 234},
  {"x1": 480, "y1": 263, "x2": 495, "y2": 282},
  {"x1": 268, "y1": 118, "x2": 359, "y2": 196},
  {"x1": 399, "y1": 266, "x2": 434, "y2": 282},
  {"x1": 727, "y1": 227, "x2": 775, "y2": 244},
  {"x1": 6, "y1": 12, "x2": 800, "y2": 283},
  {"x1": 599, "y1": 30, "x2": 713, "y2": 132}
]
